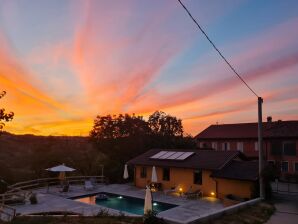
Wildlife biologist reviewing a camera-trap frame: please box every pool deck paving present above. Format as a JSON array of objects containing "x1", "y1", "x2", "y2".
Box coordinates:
[{"x1": 12, "y1": 184, "x2": 224, "y2": 224}]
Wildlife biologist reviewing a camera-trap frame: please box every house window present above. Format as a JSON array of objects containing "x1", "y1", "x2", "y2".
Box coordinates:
[
  {"x1": 271, "y1": 141, "x2": 282, "y2": 155},
  {"x1": 237, "y1": 142, "x2": 244, "y2": 152},
  {"x1": 283, "y1": 141, "x2": 296, "y2": 156},
  {"x1": 295, "y1": 162, "x2": 298, "y2": 172},
  {"x1": 193, "y1": 169, "x2": 202, "y2": 185},
  {"x1": 140, "y1": 167, "x2": 147, "y2": 178},
  {"x1": 199, "y1": 142, "x2": 204, "y2": 148},
  {"x1": 212, "y1": 142, "x2": 217, "y2": 150},
  {"x1": 254, "y1": 142, "x2": 258, "y2": 151},
  {"x1": 222, "y1": 142, "x2": 230, "y2": 151},
  {"x1": 162, "y1": 168, "x2": 170, "y2": 181},
  {"x1": 268, "y1": 160, "x2": 275, "y2": 166},
  {"x1": 281, "y1": 161, "x2": 288, "y2": 172}
]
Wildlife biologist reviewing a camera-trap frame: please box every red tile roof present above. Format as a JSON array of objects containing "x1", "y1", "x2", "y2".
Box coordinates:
[{"x1": 195, "y1": 120, "x2": 298, "y2": 140}]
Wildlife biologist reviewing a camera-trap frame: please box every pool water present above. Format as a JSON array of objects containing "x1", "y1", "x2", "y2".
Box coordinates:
[{"x1": 72, "y1": 192, "x2": 177, "y2": 215}]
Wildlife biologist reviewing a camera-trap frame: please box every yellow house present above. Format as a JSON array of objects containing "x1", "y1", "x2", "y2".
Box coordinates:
[{"x1": 127, "y1": 149, "x2": 258, "y2": 200}]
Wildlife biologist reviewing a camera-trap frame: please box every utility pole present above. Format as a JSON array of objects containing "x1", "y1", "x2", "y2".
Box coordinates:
[
  {"x1": 177, "y1": 0, "x2": 265, "y2": 198},
  {"x1": 258, "y1": 97, "x2": 264, "y2": 199}
]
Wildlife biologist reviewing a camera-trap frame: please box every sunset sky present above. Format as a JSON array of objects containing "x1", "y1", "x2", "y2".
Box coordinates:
[{"x1": 0, "y1": 0, "x2": 298, "y2": 136}]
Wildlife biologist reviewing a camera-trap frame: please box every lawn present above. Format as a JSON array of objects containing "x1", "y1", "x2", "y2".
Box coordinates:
[{"x1": 212, "y1": 202, "x2": 275, "y2": 224}]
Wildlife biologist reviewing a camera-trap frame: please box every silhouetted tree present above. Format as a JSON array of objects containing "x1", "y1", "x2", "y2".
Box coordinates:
[
  {"x1": 148, "y1": 111, "x2": 185, "y2": 148},
  {"x1": 0, "y1": 91, "x2": 14, "y2": 132},
  {"x1": 148, "y1": 111, "x2": 183, "y2": 137}
]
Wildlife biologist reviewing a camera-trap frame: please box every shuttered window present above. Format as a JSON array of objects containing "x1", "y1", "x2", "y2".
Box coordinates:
[{"x1": 283, "y1": 142, "x2": 296, "y2": 156}]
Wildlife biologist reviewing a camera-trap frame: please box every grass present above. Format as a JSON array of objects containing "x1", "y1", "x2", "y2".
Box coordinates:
[{"x1": 211, "y1": 202, "x2": 275, "y2": 224}]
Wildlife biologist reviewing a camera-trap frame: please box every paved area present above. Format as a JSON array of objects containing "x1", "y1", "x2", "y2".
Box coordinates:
[
  {"x1": 266, "y1": 194, "x2": 298, "y2": 224},
  {"x1": 12, "y1": 184, "x2": 223, "y2": 224}
]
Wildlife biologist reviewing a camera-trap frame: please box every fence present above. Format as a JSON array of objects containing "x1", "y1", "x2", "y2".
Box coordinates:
[{"x1": 271, "y1": 180, "x2": 298, "y2": 195}]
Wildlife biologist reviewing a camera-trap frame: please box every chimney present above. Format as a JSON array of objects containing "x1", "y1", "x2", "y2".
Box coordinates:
[{"x1": 267, "y1": 116, "x2": 272, "y2": 122}]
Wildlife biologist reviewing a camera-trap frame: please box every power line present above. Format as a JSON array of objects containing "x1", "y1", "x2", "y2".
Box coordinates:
[{"x1": 177, "y1": 0, "x2": 259, "y2": 98}]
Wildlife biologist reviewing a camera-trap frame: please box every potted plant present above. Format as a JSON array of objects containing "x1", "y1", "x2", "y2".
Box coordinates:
[{"x1": 29, "y1": 193, "x2": 38, "y2": 204}]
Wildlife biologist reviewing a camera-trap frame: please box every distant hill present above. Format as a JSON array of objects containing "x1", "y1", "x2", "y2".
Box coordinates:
[{"x1": 0, "y1": 132, "x2": 104, "y2": 183}]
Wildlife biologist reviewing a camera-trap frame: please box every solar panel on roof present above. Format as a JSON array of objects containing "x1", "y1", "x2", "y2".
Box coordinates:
[
  {"x1": 167, "y1": 152, "x2": 185, "y2": 159},
  {"x1": 159, "y1": 151, "x2": 176, "y2": 159},
  {"x1": 150, "y1": 151, "x2": 195, "y2": 160},
  {"x1": 176, "y1": 152, "x2": 194, "y2": 160},
  {"x1": 150, "y1": 151, "x2": 168, "y2": 159}
]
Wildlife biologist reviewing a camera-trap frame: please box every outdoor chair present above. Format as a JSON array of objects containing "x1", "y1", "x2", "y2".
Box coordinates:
[
  {"x1": 60, "y1": 184, "x2": 69, "y2": 193},
  {"x1": 149, "y1": 182, "x2": 162, "y2": 191},
  {"x1": 84, "y1": 180, "x2": 95, "y2": 190},
  {"x1": 90, "y1": 177, "x2": 97, "y2": 186}
]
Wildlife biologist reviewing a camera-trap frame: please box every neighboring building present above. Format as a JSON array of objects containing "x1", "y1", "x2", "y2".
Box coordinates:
[
  {"x1": 127, "y1": 149, "x2": 258, "y2": 200},
  {"x1": 195, "y1": 118, "x2": 298, "y2": 175}
]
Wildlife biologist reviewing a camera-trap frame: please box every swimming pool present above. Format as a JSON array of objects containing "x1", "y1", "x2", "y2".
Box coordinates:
[{"x1": 71, "y1": 192, "x2": 177, "y2": 215}]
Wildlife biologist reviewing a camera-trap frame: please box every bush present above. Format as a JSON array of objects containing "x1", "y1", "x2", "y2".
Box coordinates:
[
  {"x1": 0, "y1": 179, "x2": 8, "y2": 194},
  {"x1": 143, "y1": 210, "x2": 166, "y2": 224},
  {"x1": 96, "y1": 208, "x2": 110, "y2": 217}
]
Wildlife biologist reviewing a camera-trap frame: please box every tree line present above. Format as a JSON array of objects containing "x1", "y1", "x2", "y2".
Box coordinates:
[
  {"x1": 89, "y1": 111, "x2": 195, "y2": 182},
  {"x1": 0, "y1": 91, "x2": 195, "y2": 184}
]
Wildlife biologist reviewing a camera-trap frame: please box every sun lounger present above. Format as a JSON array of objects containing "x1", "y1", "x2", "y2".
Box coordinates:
[
  {"x1": 4, "y1": 195, "x2": 25, "y2": 205},
  {"x1": 185, "y1": 189, "x2": 202, "y2": 199},
  {"x1": 163, "y1": 186, "x2": 179, "y2": 195}
]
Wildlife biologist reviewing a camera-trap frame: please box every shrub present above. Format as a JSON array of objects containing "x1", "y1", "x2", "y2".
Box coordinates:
[
  {"x1": 143, "y1": 210, "x2": 166, "y2": 224},
  {"x1": 0, "y1": 179, "x2": 8, "y2": 194},
  {"x1": 96, "y1": 208, "x2": 110, "y2": 217}
]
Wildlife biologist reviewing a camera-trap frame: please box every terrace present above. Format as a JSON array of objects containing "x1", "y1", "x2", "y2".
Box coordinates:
[{"x1": 1, "y1": 177, "x2": 224, "y2": 224}]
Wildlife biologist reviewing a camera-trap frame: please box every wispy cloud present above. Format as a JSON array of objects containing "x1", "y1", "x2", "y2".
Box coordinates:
[{"x1": 1, "y1": 1, "x2": 298, "y2": 135}]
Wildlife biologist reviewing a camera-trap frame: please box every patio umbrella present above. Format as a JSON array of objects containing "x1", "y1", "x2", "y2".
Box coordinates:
[
  {"x1": 144, "y1": 186, "x2": 152, "y2": 214},
  {"x1": 46, "y1": 164, "x2": 75, "y2": 182},
  {"x1": 46, "y1": 164, "x2": 75, "y2": 172},
  {"x1": 151, "y1": 166, "x2": 158, "y2": 183},
  {"x1": 123, "y1": 164, "x2": 129, "y2": 179}
]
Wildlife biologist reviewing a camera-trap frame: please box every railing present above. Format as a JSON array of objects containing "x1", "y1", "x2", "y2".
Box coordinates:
[
  {"x1": 0, "y1": 175, "x2": 105, "y2": 219},
  {"x1": 7, "y1": 175, "x2": 105, "y2": 193}
]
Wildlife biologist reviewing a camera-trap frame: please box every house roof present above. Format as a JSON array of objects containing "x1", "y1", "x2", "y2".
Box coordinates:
[
  {"x1": 211, "y1": 160, "x2": 259, "y2": 181},
  {"x1": 127, "y1": 148, "x2": 241, "y2": 170},
  {"x1": 195, "y1": 120, "x2": 298, "y2": 140}
]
